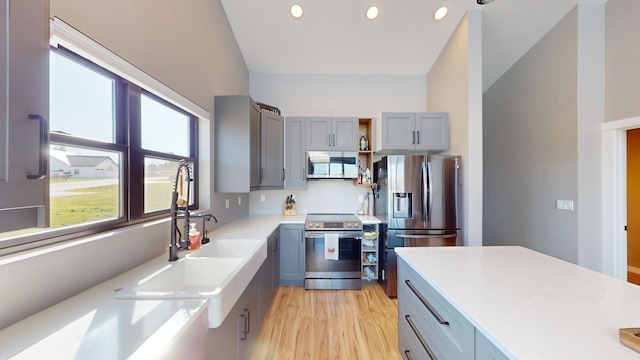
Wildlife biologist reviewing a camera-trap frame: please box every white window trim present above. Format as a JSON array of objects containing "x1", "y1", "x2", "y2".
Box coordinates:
[{"x1": 50, "y1": 16, "x2": 209, "y2": 121}]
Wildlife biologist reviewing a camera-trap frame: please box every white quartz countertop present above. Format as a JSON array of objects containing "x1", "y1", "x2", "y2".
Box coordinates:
[
  {"x1": 0, "y1": 212, "x2": 377, "y2": 359},
  {"x1": 395, "y1": 246, "x2": 640, "y2": 359}
]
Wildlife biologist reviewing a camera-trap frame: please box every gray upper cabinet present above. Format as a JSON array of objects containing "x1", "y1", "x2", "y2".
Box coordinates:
[
  {"x1": 306, "y1": 117, "x2": 358, "y2": 151},
  {"x1": 0, "y1": 0, "x2": 49, "y2": 232},
  {"x1": 284, "y1": 117, "x2": 307, "y2": 189},
  {"x1": 379, "y1": 112, "x2": 449, "y2": 153},
  {"x1": 260, "y1": 111, "x2": 284, "y2": 189},
  {"x1": 215, "y1": 96, "x2": 283, "y2": 192}
]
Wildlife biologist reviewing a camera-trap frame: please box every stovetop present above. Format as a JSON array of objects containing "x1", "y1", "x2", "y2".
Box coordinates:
[{"x1": 305, "y1": 213, "x2": 362, "y2": 231}]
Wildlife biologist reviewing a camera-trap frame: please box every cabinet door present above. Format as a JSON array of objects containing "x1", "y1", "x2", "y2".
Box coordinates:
[
  {"x1": 237, "y1": 271, "x2": 260, "y2": 360},
  {"x1": 415, "y1": 113, "x2": 449, "y2": 151},
  {"x1": 332, "y1": 117, "x2": 358, "y2": 151},
  {"x1": 381, "y1": 113, "x2": 416, "y2": 151},
  {"x1": 249, "y1": 101, "x2": 261, "y2": 189},
  {"x1": 305, "y1": 117, "x2": 332, "y2": 150},
  {"x1": 475, "y1": 329, "x2": 510, "y2": 360},
  {"x1": 260, "y1": 111, "x2": 284, "y2": 188},
  {"x1": 0, "y1": 0, "x2": 49, "y2": 232},
  {"x1": 284, "y1": 117, "x2": 307, "y2": 189},
  {"x1": 279, "y1": 224, "x2": 305, "y2": 285}
]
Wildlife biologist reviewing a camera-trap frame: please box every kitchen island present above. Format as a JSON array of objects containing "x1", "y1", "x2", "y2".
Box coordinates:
[{"x1": 395, "y1": 246, "x2": 640, "y2": 359}]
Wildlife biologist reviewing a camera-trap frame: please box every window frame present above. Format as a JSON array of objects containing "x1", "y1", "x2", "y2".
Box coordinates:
[{"x1": 0, "y1": 18, "x2": 206, "y2": 254}]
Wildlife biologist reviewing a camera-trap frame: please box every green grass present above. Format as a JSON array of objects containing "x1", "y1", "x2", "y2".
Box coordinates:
[{"x1": 50, "y1": 181, "x2": 176, "y2": 228}]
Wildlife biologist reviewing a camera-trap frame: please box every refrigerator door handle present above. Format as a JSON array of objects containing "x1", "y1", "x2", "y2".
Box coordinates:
[
  {"x1": 427, "y1": 161, "x2": 433, "y2": 221},
  {"x1": 421, "y1": 161, "x2": 430, "y2": 222},
  {"x1": 397, "y1": 233, "x2": 457, "y2": 239}
]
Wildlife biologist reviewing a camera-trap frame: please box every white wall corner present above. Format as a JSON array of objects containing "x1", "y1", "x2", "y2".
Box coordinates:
[
  {"x1": 467, "y1": 9, "x2": 483, "y2": 247},
  {"x1": 576, "y1": 3, "x2": 605, "y2": 272}
]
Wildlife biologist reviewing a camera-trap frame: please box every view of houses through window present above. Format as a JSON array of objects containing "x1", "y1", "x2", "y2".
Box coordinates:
[{"x1": 46, "y1": 47, "x2": 197, "y2": 230}]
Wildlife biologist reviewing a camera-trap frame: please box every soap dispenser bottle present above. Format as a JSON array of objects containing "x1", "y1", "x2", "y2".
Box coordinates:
[{"x1": 188, "y1": 222, "x2": 201, "y2": 250}]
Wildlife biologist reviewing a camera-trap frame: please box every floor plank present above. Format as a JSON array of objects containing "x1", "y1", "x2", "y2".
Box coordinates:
[{"x1": 251, "y1": 284, "x2": 402, "y2": 360}]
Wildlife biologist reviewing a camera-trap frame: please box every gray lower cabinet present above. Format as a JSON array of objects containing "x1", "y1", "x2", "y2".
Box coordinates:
[
  {"x1": 397, "y1": 257, "x2": 508, "y2": 360},
  {"x1": 279, "y1": 224, "x2": 305, "y2": 286},
  {"x1": 208, "y1": 230, "x2": 279, "y2": 359},
  {"x1": 379, "y1": 112, "x2": 449, "y2": 153},
  {"x1": 259, "y1": 228, "x2": 279, "y2": 325},
  {"x1": 475, "y1": 329, "x2": 510, "y2": 360},
  {"x1": 284, "y1": 117, "x2": 307, "y2": 189}
]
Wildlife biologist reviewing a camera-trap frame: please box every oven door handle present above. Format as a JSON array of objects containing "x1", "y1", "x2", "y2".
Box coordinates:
[
  {"x1": 396, "y1": 233, "x2": 457, "y2": 239},
  {"x1": 305, "y1": 233, "x2": 363, "y2": 239}
]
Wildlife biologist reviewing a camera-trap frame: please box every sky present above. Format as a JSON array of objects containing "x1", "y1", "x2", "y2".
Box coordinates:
[{"x1": 49, "y1": 51, "x2": 190, "y2": 163}]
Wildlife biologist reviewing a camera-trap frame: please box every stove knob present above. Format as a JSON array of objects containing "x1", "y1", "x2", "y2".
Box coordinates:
[
  {"x1": 347, "y1": 223, "x2": 352, "y2": 228},
  {"x1": 315, "y1": 223, "x2": 320, "y2": 228}
]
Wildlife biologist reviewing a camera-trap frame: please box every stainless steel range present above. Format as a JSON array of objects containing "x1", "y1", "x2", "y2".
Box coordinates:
[{"x1": 304, "y1": 213, "x2": 363, "y2": 290}]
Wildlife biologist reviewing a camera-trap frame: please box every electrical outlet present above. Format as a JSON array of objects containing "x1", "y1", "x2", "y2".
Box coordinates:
[
  {"x1": 556, "y1": 200, "x2": 574, "y2": 211},
  {"x1": 260, "y1": 194, "x2": 266, "y2": 202},
  {"x1": 238, "y1": 196, "x2": 242, "y2": 205},
  {"x1": 358, "y1": 195, "x2": 364, "y2": 203},
  {"x1": 225, "y1": 199, "x2": 229, "y2": 209}
]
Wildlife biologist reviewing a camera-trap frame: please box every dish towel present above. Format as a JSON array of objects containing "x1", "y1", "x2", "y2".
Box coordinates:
[{"x1": 324, "y1": 234, "x2": 339, "y2": 261}]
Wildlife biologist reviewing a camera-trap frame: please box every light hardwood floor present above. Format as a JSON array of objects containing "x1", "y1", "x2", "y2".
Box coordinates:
[{"x1": 251, "y1": 284, "x2": 402, "y2": 360}]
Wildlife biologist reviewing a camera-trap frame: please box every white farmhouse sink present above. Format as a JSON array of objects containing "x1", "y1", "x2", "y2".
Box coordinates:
[
  {"x1": 116, "y1": 238, "x2": 267, "y2": 328},
  {"x1": 188, "y1": 238, "x2": 263, "y2": 258}
]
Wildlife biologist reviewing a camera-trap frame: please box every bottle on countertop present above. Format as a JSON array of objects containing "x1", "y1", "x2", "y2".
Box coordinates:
[{"x1": 189, "y1": 222, "x2": 201, "y2": 250}]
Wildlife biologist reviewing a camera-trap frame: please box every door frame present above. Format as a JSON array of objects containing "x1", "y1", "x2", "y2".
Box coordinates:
[{"x1": 602, "y1": 115, "x2": 640, "y2": 280}]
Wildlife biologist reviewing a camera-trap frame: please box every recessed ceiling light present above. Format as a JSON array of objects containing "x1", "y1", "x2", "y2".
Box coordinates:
[
  {"x1": 366, "y1": 6, "x2": 379, "y2": 20},
  {"x1": 291, "y1": 4, "x2": 303, "y2": 19},
  {"x1": 434, "y1": 6, "x2": 448, "y2": 21}
]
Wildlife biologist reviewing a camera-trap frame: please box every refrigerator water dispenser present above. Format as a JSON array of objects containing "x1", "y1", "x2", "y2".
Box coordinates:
[{"x1": 393, "y1": 193, "x2": 411, "y2": 218}]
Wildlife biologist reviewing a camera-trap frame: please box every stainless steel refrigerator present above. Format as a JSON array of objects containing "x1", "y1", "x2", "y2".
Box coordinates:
[{"x1": 374, "y1": 155, "x2": 461, "y2": 297}]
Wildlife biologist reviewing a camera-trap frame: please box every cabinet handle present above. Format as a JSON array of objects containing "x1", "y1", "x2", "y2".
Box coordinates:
[
  {"x1": 404, "y1": 350, "x2": 413, "y2": 360},
  {"x1": 244, "y1": 308, "x2": 251, "y2": 334},
  {"x1": 328, "y1": 133, "x2": 332, "y2": 147},
  {"x1": 260, "y1": 167, "x2": 263, "y2": 180},
  {"x1": 333, "y1": 133, "x2": 336, "y2": 147},
  {"x1": 302, "y1": 167, "x2": 306, "y2": 181},
  {"x1": 239, "y1": 313, "x2": 247, "y2": 341},
  {"x1": 273, "y1": 236, "x2": 278, "y2": 252},
  {"x1": 412, "y1": 131, "x2": 416, "y2": 145},
  {"x1": 282, "y1": 168, "x2": 285, "y2": 181},
  {"x1": 405, "y1": 315, "x2": 437, "y2": 360},
  {"x1": 416, "y1": 131, "x2": 420, "y2": 144},
  {"x1": 27, "y1": 114, "x2": 49, "y2": 180},
  {"x1": 405, "y1": 280, "x2": 449, "y2": 325}
]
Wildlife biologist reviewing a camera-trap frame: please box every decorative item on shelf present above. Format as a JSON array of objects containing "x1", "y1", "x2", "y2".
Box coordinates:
[
  {"x1": 282, "y1": 194, "x2": 297, "y2": 216},
  {"x1": 360, "y1": 133, "x2": 369, "y2": 151},
  {"x1": 366, "y1": 253, "x2": 376, "y2": 264},
  {"x1": 363, "y1": 266, "x2": 375, "y2": 281},
  {"x1": 363, "y1": 231, "x2": 377, "y2": 247}
]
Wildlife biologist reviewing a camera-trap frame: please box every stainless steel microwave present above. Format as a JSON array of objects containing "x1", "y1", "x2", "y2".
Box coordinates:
[{"x1": 306, "y1": 151, "x2": 358, "y2": 179}]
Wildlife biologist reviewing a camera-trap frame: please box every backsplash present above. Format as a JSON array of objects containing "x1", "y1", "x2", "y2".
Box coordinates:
[{"x1": 249, "y1": 181, "x2": 373, "y2": 215}]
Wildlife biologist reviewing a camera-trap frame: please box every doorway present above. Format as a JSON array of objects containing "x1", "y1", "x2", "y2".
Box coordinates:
[{"x1": 627, "y1": 129, "x2": 640, "y2": 285}]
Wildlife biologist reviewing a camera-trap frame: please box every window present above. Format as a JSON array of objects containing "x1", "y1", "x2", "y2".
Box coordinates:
[
  {"x1": 0, "y1": 33, "x2": 201, "y2": 248},
  {"x1": 48, "y1": 46, "x2": 198, "y2": 229}
]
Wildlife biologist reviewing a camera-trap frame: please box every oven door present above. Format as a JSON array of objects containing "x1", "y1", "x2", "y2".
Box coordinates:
[{"x1": 304, "y1": 231, "x2": 362, "y2": 279}]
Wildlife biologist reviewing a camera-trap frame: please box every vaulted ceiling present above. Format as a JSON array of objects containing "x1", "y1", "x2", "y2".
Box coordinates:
[{"x1": 220, "y1": 0, "x2": 601, "y2": 91}]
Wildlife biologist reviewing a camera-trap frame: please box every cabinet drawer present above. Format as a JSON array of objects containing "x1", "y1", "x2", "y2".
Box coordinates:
[
  {"x1": 399, "y1": 289, "x2": 454, "y2": 360},
  {"x1": 398, "y1": 258, "x2": 474, "y2": 360}
]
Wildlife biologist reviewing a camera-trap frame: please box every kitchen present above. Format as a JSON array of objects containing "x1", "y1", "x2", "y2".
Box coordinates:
[{"x1": 2, "y1": 0, "x2": 640, "y2": 359}]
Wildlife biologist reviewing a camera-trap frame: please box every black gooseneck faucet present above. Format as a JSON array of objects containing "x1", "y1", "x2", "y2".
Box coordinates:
[{"x1": 169, "y1": 160, "x2": 217, "y2": 262}]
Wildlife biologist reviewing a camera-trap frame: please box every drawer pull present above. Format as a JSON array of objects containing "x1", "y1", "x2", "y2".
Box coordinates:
[
  {"x1": 405, "y1": 280, "x2": 449, "y2": 326},
  {"x1": 404, "y1": 350, "x2": 413, "y2": 360},
  {"x1": 405, "y1": 315, "x2": 437, "y2": 360}
]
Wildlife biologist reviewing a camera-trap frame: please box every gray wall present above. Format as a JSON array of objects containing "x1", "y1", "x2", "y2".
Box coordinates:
[
  {"x1": 483, "y1": 8, "x2": 579, "y2": 262},
  {"x1": 605, "y1": 0, "x2": 640, "y2": 122},
  {"x1": 0, "y1": 0, "x2": 248, "y2": 329}
]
